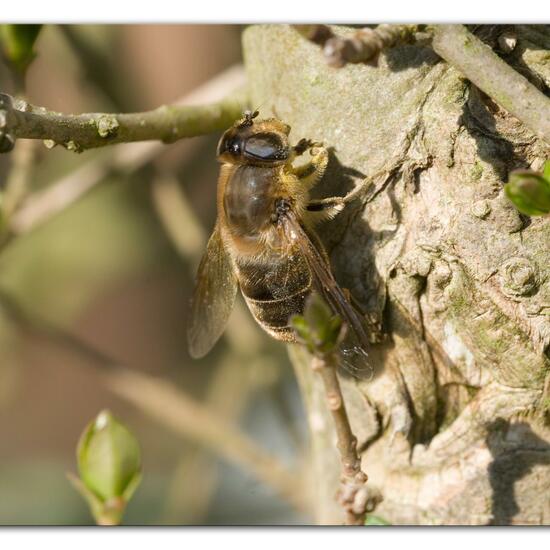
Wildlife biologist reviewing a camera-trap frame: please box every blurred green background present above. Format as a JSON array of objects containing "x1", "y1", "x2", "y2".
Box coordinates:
[{"x1": 0, "y1": 25, "x2": 308, "y2": 525}]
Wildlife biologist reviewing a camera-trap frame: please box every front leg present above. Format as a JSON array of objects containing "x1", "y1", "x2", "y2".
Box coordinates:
[{"x1": 289, "y1": 144, "x2": 329, "y2": 193}]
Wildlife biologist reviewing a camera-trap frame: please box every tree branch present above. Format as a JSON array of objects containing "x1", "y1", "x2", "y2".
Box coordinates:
[
  {"x1": 57, "y1": 25, "x2": 128, "y2": 111},
  {"x1": 150, "y1": 173, "x2": 207, "y2": 258},
  {"x1": 150, "y1": 171, "x2": 266, "y2": 357},
  {"x1": 107, "y1": 367, "x2": 309, "y2": 516},
  {"x1": 161, "y1": 353, "x2": 270, "y2": 524},
  {"x1": 0, "y1": 288, "x2": 309, "y2": 516},
  {"x1": 291, "y1": 294, "x2": 372, "y2": 525},
  {"x1": 0, "y1": 84, "x2": 246, "y2": 152},
  {"x1": 294, "y1": 24, "x2": 428, "y2": 68},
  {"x1": 432, "y1": 24, "x2": 550, "y2": 146},
  {"x1": 6, "y1": 65, "x2": 247, "y2": 235}
]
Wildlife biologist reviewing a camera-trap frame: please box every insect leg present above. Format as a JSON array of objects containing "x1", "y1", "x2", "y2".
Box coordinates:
[
  {"x1": 292, "y1": 138, "x2": 322, "y2": 156},
  {"x1": 306, "y1": 196, "x2": 346, "y2": 219},
  {"x1": 306, "y1": 175, "x2": 375, "y2": 219},
  {"x1": 291, "y1": 146, "x2": 329, "y2": 192}
]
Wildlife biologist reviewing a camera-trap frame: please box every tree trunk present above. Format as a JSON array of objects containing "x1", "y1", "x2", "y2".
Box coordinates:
[{"x1": 243, "y1": 24, "x2": 550, "y2": 525}]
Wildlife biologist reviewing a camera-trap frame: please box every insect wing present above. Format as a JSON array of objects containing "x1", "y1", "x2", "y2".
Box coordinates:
[
  {"x1": 187, "y1": 223, "x2": 238, "y2": 358},
  {"x1": 280, "y1": 211, "x2": 371, "y2": 354}
]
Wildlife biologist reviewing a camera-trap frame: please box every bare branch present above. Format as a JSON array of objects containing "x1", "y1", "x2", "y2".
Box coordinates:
[
  {"x1": 0, "y1": 75, "x2": 247, "y2": 152},
  {"x1": 107, "y1": 367, "x2": 309, "y2": 516},
  {"x1": 8, "y1": 65, "x2": 247, "y2": 235},
  {"x1": 0, "y1": 287, "x2": 309, "y2": 516},
  {"x1": 151, "y1": 174, "x2": 207, "y2": 258},
  {"x1": 294, "y1": 24, "x2": 423, "y2": 68},
  {"x1": 291, "y1": 293, "x2": 372, "y2": 525},
  {"x1": 161, "y1": 354, "x2": 269, "y2": 523},
  {"x1": 150, "y1": 171, "x2": 264, "y2": 357},
  {"x1": 311, "y1": 353, "x2": 370, "y2": 525},
  {"x1": 57, "y1": 25, "x2": 128, "y2": 110},
  {"x1": 432, "y1": 25, "x2": 550, "y2": 146}
]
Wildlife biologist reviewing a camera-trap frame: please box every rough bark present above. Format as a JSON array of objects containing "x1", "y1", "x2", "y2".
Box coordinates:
[{"x1": 243, "y1": 24, "x2": 550, "y2": 525}]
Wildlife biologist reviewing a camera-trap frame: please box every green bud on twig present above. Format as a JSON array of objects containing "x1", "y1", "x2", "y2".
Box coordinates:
[
  {"x1": 0, "y1": 25, "x2": 42, "y2": 78},
  {"x1": 364, "y1": 514, "x2": 391, "y2": 525},
  {"x1": 504, "y1": 161, "x2": 550, "y2": 216},
  {"x1": 68, "y1": 410, "x2": 142, "y2": 526},
  {"x1": 290, "y1": 292, "x2": 344, "y2": 355}
]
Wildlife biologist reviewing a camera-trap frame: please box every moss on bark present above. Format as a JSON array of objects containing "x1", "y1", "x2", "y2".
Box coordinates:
[{"x1": 243, "y1": 24, "x2": 550, "y2": 525}]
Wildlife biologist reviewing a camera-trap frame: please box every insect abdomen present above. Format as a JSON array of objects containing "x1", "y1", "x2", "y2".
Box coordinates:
[{"x1": 235, "y1": 253, "x2": 312, "y2": 342}]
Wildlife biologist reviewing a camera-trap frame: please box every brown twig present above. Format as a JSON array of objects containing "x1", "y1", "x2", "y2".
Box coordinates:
[
  {"x1": 0, "y1": 81, "x2": 246, "y2": 152},
  {"x1": 1, "y1": 56, "x2": 37, "y2": 217},
  {"x1": 432, "y1": 25, "x2": 550, "y2": 146},
  {"x1": 311, "y1": 352, "x2": 369, "y2": 525},
  {"x1": 150, "y1": 172, "x2": 264, "y2": 357},
  {"x1": 57, "y1": 25, "x2": 128, "y2": 111},
  {"x1": 150, "y1": 174, "x2": 207, "y2": 258},
  {"x1": 294, "y1": 24, "x2": 422, "y2": 68},
  {"x1": 107, "y1": 367, "x2": 308, "y2": 515},
  {"x1": 291, "y1": 293, "x2": 373, "y2": 524}
]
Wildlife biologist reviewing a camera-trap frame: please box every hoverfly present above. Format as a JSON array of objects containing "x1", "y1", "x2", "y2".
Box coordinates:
[{"x1": 187, "y1": 110, "x2": 371, "y2": 363}]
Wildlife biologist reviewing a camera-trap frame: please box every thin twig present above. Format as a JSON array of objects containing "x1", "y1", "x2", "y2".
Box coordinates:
[
  {"x1": 0, "y1": 82, "x2": 246, "y2": 152},
  {"x1": 295, "y1": 24, "x2": 423, "y2": 68},
  {"x1": 0, "y1": 288, "x2": 309, "y2": 515},
  {"x1": 432, "y1": 25, "x2": 550, "y2": 146},
  {"x1": 311, "y1": 352, "x2": 369, "y2": 525},
  {"x1": 150, "y1": 172, "x2": 264, "y2": 356},
  {"x1": 107, "y1": 368, "x2": 308, "y2": 515},
  {"x1": 8, "y1": 65, "x2": 247, "y2": 235},
  {"x1": 1, "y1": 69, "x2": 37, "y2": 217},
  {"x1": 292, "y1": 293, "x2": 372, "y2": 524}
]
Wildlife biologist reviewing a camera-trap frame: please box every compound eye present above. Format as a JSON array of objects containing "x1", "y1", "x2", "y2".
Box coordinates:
[
  {"x1": 243, "y1": 133, "x2": 288, "y2": 161},
  {"x1": 217, "y1": 134, "x2": 242, "y2": 158}
]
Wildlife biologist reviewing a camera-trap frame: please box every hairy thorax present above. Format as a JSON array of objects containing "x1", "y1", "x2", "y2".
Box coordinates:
[{"x1": 222, "y1": 164, "x2": 287, "y2": 256}]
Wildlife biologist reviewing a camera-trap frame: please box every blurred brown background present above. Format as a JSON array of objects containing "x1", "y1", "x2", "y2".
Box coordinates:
[{"x1": 0, "y1": 25, "x2": 307, "y2": 525}]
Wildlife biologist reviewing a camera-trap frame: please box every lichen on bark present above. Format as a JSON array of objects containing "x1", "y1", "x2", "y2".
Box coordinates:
[{"x1": 243, "y1": 24, "x2": 550, "y2": 525}]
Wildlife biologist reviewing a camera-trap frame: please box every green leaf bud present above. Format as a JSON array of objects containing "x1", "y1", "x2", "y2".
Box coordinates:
[
  {"x1": 70, "y1": 410, "x2": 142, "y2": 525},
  {"x1": 504, "y1": 169, "x2": 550, "y2": 216},
  {"x1": 0, "y1": 25, "x2": 42, "y2": 76}
]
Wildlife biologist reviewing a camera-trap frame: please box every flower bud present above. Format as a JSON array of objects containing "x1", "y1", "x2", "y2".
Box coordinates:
[
  {"x1": 69, "y1": 410, "x2": 142, "y2": 525},
  {"x1": 505, "y1": 166, "x2": 550, "y2": 216},
  {"x1": 290, "y1": 293, "x2": 344, "y2": 355}
]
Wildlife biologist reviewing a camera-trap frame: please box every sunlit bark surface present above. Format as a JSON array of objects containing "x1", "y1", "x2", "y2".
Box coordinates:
[{"x1": 244, "y1": 24, "x2": 550, "y2": 525}]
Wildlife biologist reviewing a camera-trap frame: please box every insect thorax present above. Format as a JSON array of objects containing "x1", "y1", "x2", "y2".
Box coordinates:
[{"x1": 223, "y1": 165, "x2": 281, "y2": 239}]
